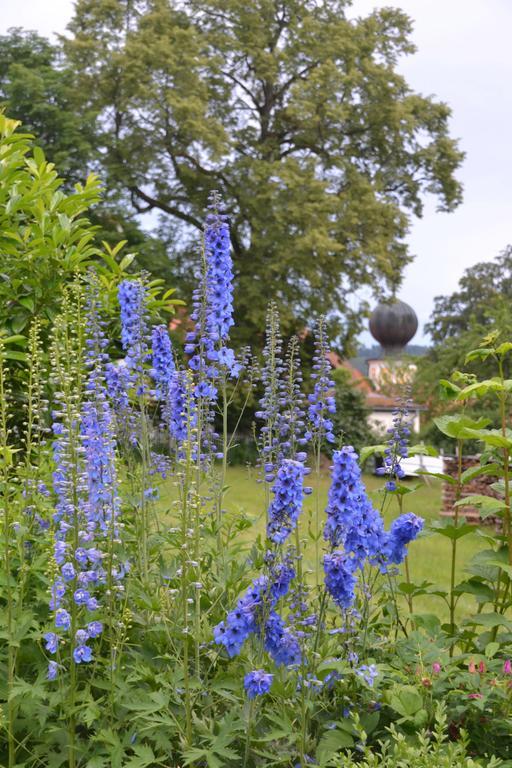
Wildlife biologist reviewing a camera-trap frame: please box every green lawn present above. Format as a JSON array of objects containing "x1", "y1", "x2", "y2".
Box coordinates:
[{"x1": 158, "y1": 465, "x2": 491, "y2": 621}]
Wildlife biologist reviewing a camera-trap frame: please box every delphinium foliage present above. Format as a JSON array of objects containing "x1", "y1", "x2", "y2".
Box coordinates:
[{"x1": 1, "y1": 187, "x2": 509, "y2": 768}]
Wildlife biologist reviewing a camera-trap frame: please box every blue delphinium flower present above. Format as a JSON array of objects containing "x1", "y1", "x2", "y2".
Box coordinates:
[
  {"x1": 73, "y1": 644, "x2": 93, "y2": 664},
  {"x1": 186, "y1": 192, "x2": 238, "y2": 382},
  {"x1": 357, "y1": 664, "x2": 379, "y2": 687},
  {"x1": 214, "y1": 576, "x2": 268, "y2": 657},
  {"x1": 323, "y1": 447, "x2": 388, "y2": 609},
  {"x1": 47, "y1": 661, "x2": 58, "y2": 681},
  {"x1": 264, "y1": 612, "x2": 301, "y2": 667},
  {"x1": 151, "y1": 324, "x2": 175, "y2": 399},
  {"x1": 55, "y1": 608, "x2": 71, "y2": 631},
  {"x1": 214, "y1": 561, "x2": 299, "y2": 662},
  {"x1": 267, "y1": 459, "x2": 309, "y2": 544},
  {"x1": 87, "y1": 620, "x2": 103, "y2": 638},
  {"x1": 323, "y1": 552, "x2": 358, "y2": 610},
  {"x1": 384, "y1": 512, "x2": 424, "y2": 564},
  {"x1": 44, "y1": 632, "x2": 58, "y2": 654},
  {"x1": 105, "y1": 361, "x2": 136, "y2": 445},
  {"x1": 323, "y1": 446, "x2": 424, "y2": 611},
  {"x1": 168, "y1": 370, "x2": 189, "y2": 443},
  {"x1": 118, "y1": 280, "x2": 149, "y2": 385},
  {"x1": 323, "y1": 447, "x2": 385, "y2": 562},
  {"x1": 269, "y1": 560, "x2": 296, "y2": 601},
  {"x1": 244, "y1": 669, "x2": 273, "y2": 699},
  {"x1": 307, "y1": 318, "x2": 336, "y2": 443}
]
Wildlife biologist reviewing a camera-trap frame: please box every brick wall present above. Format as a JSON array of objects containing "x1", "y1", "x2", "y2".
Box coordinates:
[{"x1": 441, "y1": 454, "x2": 500, "y2": 526}]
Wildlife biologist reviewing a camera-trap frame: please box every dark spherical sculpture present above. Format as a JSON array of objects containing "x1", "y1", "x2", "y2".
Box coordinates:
[{"x1": 369, "y1": 299, "x2": 418, "y2": 355}]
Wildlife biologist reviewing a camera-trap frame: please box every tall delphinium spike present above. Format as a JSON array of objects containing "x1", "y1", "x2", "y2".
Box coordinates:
[
  {"x1": 116, "y1": 277, "x2": 155, "y2": 576},
  {"x1": 46, "y1": 284, "x2": 126, "y2": 682},
  {"x1": 82, "y1": 283, "x2": 120, "y2": 536},
  {"x1": 118, "y1": 279, "x2": 150, "y2": 394},
  {"x1": 0, "y1": 337, "x2": 18, "y2": 764},
  {"x1": 307, "y1": 319, "x2": 336, "y2": 446},
  {"x1": 47, "y1": 288, "x2": 92, "y2": 677},
  {"x1": 376, "y1": 391, "x2": 414, "y2": 492},
  {"x1": 151, "y1": 324, "x2": 175, "y2": 401},
  {"x1": 203, "y1": 191, "x2": 237, "y2": 374},
  {"x1": 184, "y1": 193, "x2": 239, "y2": 470},
  {"x1": 267, "y1": 459, "x2": 309, "y2": 545},
  {"x1": 323, "y1": 447, "x2": 386, "y2": 610},
  {"x1": 185, "y1": 191, "x2": 238, "y2": 383},
  {"x1": 150, "y1": 323, "x2": 190, "y2": 451},
  {"x1": 276, "y1": 336, "x2": 309, "y2": 462},
  {"x1": 374, "y1": 391, "x2": 424, "y2": 610},
  {"x1": 306, "y1": 318, "x2": 337, "y2": 584},
  {"x1": 323, "y1": 445, "x2": 423, "y2": 610},
  {"x1": 255, "y1": 302, "x2": 286, "y2": 485}
]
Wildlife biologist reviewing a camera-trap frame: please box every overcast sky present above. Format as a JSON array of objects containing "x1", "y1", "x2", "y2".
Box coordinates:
[{"x1": 1, "y1": 0, "x2": 511, "y2": 345}]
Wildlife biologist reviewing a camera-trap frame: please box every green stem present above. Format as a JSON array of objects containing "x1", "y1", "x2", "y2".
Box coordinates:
[
  {"x1": 397, "y1": 494, "x2": 413, "y2": 616},
  {"x1": 314, "y1": 440, "x2": 321, "y2": 589},
  {"x1": 242, "y1": 699, "x2": 255, "y2": 768},
  {"x1": 1, "y1": 347, "x2": 16, "y2": 768},
  {"x1": 449, "y1": 440, "x2": 463, "y2": 651},
  {"x1": 181, "y1": 385, "x2": 194, "y2": 745}
]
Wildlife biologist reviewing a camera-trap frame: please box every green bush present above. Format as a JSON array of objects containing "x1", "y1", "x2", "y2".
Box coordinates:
[{"x1": 326, "y1": 705, "x2": 502, "y2": 767}]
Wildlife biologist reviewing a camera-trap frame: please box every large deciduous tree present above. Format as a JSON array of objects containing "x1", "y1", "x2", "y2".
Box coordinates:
[{"x1": 9, "y1": 1, "x2": 464, "y2": 347}]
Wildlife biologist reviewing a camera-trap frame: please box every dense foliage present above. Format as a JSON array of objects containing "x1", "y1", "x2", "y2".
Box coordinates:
[{"x1": 1, "y1": 0, "x2": 463, "y2": 347}]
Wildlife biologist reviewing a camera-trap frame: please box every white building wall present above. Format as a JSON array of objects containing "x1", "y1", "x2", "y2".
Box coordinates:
[{"x1": 369, "y1": 409, "x2": 421, "y2": 435}]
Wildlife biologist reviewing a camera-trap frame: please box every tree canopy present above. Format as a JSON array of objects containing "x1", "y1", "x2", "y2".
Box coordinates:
[
  {"x1": 415, "y1": 246, "x2": 512, "y2": 422},
  {"x1": 426, "y1": 245, "x2": 512, "y2": 343},
  {"x1": 2, "y1": 1, "x2": 464, "y2": 347}
]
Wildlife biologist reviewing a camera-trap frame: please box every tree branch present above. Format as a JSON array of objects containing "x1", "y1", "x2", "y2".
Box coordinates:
[{"x1": 130, "y1": 186, "x2": 203, "y2": 229}]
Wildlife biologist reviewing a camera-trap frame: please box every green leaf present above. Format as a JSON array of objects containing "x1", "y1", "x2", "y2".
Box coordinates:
[
  {"x1": 461, "y1": 428, "x2": 512, "y2": 448},
  {"x1": 389, "y1": 685, "x2": 423, "y2": 717},
  {"x1": 453, "y1": 578, "x2": 494, "y2": 604},
  {"x1": 453, "y1": 495, "x2": 507, "y2": 518},
  {"x1": 461, "y1": 463, "x2": 501, "y2": 484},
  {"x1": 485, "y1": 641, "x2": 500, "y2": 658},
  {"x1": 316, "y1": 729, "x2": 354, "y2": 763},
  {"x1": 119, "y1": 252, "x2": 136, "y2": 271},
  {"x1": 408, "y1": 443, "x2": 438, "y2": 457},
  {"x1": 359, "y1": 444, "x2": 386, "y2": 464},
  {"x1": 495, "y1": 342, "x2": 512, "y2": 357},
  {"x1": 465, "y1": 348, "x2": 495, "y2": 363},
  {"x1": 465, "y1": 612, "x2": 512, "y2": 630},
  {"x1": 430, "y1": 521, "x2": 476, "y2": 540},
  {"x1": 417, "y1": 470, "x2": 457, "y2": 484},
  {"x1": 439, "y1": 379, "x2": 461, "y2": 400},
  {"x1": 123, "y1": 745, "x2": 156, "y2": 768},
  {"x1": 433, "y1": 414, "x2": 491, "y2": 440}
]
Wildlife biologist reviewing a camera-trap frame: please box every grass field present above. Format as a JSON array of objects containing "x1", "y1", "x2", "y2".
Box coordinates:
[{"x1": 158, "y1": 465, "x2": 491, "y2": 621}]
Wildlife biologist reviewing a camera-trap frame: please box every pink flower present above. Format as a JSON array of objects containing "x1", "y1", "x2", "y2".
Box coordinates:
[
  {"x1": 468, "y1": 660, "x2": 476, "y2": 673},
  {"x1": 432, "y1": 662, "x2": 441, "y2": 675},
  {"x1": 503, "y1": 659, "x2": 512, "y2": 675},
  {"x1": 478, "y1": 661, "x2": 486, "y2": 674},
  {"x1": 468, "y1": 693, "x2": 483, "y2": 700}
]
